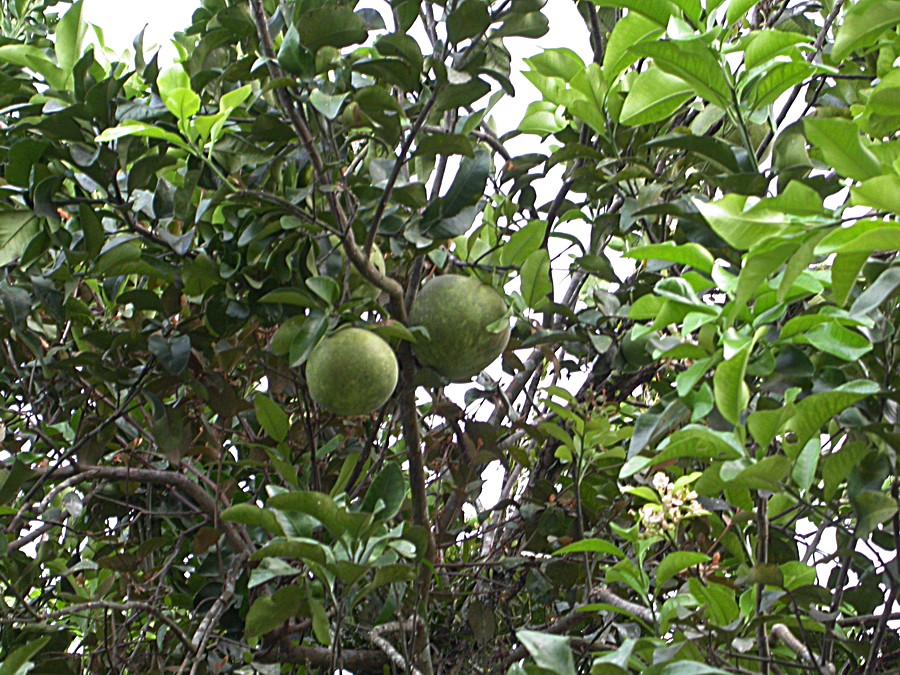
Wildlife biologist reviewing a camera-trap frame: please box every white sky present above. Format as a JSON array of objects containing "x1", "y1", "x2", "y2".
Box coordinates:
[{"x1": 82, "y1": 0, "x2": 200, "y2": 64}]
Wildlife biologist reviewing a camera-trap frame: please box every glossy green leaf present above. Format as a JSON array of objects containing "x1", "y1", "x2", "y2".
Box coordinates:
[
  {"x1": 55, "y1": 0, "x2": 87, "y2": 78},
  {"x1": 804, "y1": 118, "x2": 881, "y2": 181},
  {"x1": 360, "y1": 463, "x2": 405, "y2": 521},
  {"x1": 0, "y1": 636, "x2": 51, "y2": 675},
  {"x1": 832, "y1": 0, "x2": 900, "y2": 62},
  {"x1": 603, "y1": 12, "x2": 663, "y2": 80},
  {"x1": 852, "y1": 491, "x2": 899, "y2": 538},
  {"x1": 694, "y1": 194, "x2": 793, "y2": 250},
  {"x1": 851, "y1": 175, "x2": 900, "y2": 214},
  {"x1": 657, "y1": 551, "x2": 710, "y2": 589},
  {"x1": 0, "y1": 210, "x2": 40, "y2": 267},
  {"x1": 591, "y1": 0, "x2": 681, "y2": 26},
  {"x1": 296, "y1": 6, "x2": 368, "y2": 52},
  {"x1": 148, "y1": 333, "x2": 191, "y2": 375},
  {"x1": 245, "y1": 585, "x2": 303, "y2": 638},
  {"x1": 255, "y1": 394, "x2": 290, "y2": 442},
  {"x1": 713, "y1": 347, "x2": 751, "y2": 425},
  {"x1": 516, "y1": 630, "x2": 576, "y2": 675},
  {"x1": 782, "y1": 380, "x2": 878, "y2": 452},
  {"x1": 447, "y1": 0, "x2": 491, "y2": 43},
  {"x1": 630, "y1": 40, "x2": 731, "y2": 106},
  {"x1": 502, "y1": 220, "x2": 548, "y2": 267},
  {"x1": 221, "y1": 503, "x2": 283, "y2": 534},
  {"x1": 620, "y1": 67, "x2": 693, "y2": 126},
  {"x1": 554, "y1": 538, "x2": 626, "y2": 558},
  {"x1": 520, "y1": 249, "x2": 552, "y2": 309}
]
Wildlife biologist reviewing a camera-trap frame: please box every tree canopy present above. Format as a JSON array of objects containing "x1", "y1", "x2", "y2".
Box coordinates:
[{"x1": 0, "y1": 0, "x2": 898, "y2": 673}]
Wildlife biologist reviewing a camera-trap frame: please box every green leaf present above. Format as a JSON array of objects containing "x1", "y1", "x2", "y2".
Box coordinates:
[
  {"x1": 804, "y1": 118, "x2": 881, "y2": 181},
  {"x1": 360, "y1": 463, "x2": 405, "y2": 521},
  {"x1": 289, "y1": 314, "x2": 328, "y2": 367},
  {"x1": 796, "y1": 321, "x2": 872, "y2": 361},
  {"x1": 309, "y1": 90, "x2": 349, "y2": 120},
  {"x1": 55, "y1": 0, "x2": 87, "y2": 79},
  {"x1": 494, "y1": 11, "x2": 549, "y2": 38},
  {"x1": 816, "y1": 220, "x2": 900, "y2": 256},
  {"x1": 305, "y1": 276, "x2": 341, "y2": 306},
  {"x1": 278, "y1": 24, "x2": 314, "y2": 76},
  {"x1": 620, "y1": 66, "x2": 693, "y2": 126},
  {"x1": 95, "y1": 121, "x2": 190, "y2": 150},
  {"x1": 0, "y1": 636, "x2": 51, "y2": 675},
  {"x1": 748, "y1": 60, "x2": 817, "y2": 110},
  {"x1": 245, "y1": 585, "x2": 303, "y2": 638},
  {"x1": 851, "y1": 175, "x2": 900, "y2": 214},
  {"x1": 721, "y1": 455, "x2": 790, "y2": 490},
  {"x1": 850, "y1": 266, "x2": 900, "y2": 317},
  {"x1": 440, "y1": 150, "x2": 491, "y2": 218},
  {"x1": 832, "y1": 252, "x2": 868, "y2": 307},
  {"x1": 519, "y1": 101, "x2": 567, "y2": 135},
  {"x1": 791, "y1": 438, "x2": 820, "y2": 491},
  {"x1": 625, "y1": 242, "x2": 714, "y2": 275},
  {"x1": 268, "y1": 490, "x2": 373, "y2": 539},
  {"x1": 0, "y1": 210, "x2": 40, "y2": 267},
  {"x1": 255, "y1": 394, "x2": 290, "y2": 442},
  {"x1": 516, "y1": 630, "x2": 576, "y2": 675},
  {"x1": 164, "y1": 87, "x2": 200, "y2": 123},
  {"x1": 520, "y1": 249, "x2": 552, "y2": 309},
  {"x1": 621, "y1": 426, "x2": 743, "y2": 478},
  {"x1": 782, "y1": 380, "x2": 878, "y2": 452},
  {"x1": 689, "y1": 579, "x2": 739, "y2": 626},
  {"x1": 630, "y1": 40, "x2": 731, "y2": 106},
  {"x1": 852, "y1": 491, "x2": 898, "y2": 538},
  {"x1": 308, "y1": 592, "x2": 331, "y2": 646},
  {"x1": 603, "y1": 12, "x2": 663, "y2": 80},
  {"x1": 296, "y1": 6, "x2": 368, "y2": 52},
  {"x1": 148, "y1": 333, "x2": 191, "y2": 376},
  {"x1": 0, "y1": 45, "x2": 65, "y2": 90},
  {"x1": 502, "y1": 220, "x2": 548, "y2": 267},
  {"x1": 693, "y1": 194, "x2": 792, "y2": 250},
  {"x1": 591, "y1": 0, "x2": 681, "y2": 26},
  {"x1": 743, "y1": 30, "x2": 812, "y2": 71},
  {"x1": 221, "y1": 503, "x2": 283, "y2": 534},
  {"x1": 569, "y1": 64, "x2": 610, "y2": 133},
  {"x1": 447, "y1": 0, "x2": 491, "y2": 43},
  {"x1": 252, "y1": 538, "x2": 330, "y2": 564},
  {"x1": 713, "y1": 347, "x2": 751, "y2": 425},
  {"x1": 726, "y1": 0, "x2": 758, "y2": 26},
  {"x1": 657, "y1": 551, "x2": 710, "y2": 589},
  {"x1": 832, "y1": 0, "x2": 900, "y2": 62},
  {"x1": 554, "y1": 538, "x2": 625, "y2": 558}
]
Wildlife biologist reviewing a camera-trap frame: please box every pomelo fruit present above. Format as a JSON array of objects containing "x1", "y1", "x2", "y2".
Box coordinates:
[
  {"x1": 306, "y1": 327, "x2": 398, "y2": 415},
  {"x1": 409, "y1": 275, "x2": 510, "y2": 382}
]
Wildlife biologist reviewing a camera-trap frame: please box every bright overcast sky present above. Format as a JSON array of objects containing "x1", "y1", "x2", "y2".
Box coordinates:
[{"x1": 82, "y1": 0, "x2": 201, "y2": 65}]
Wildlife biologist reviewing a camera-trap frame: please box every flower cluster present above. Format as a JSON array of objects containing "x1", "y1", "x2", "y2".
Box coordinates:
[{"x1": 636, "y1": 472, "x2": 707, "y2": 537}]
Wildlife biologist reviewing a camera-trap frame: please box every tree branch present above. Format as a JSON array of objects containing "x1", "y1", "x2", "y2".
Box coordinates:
[{"x1": 369, "y1": 618, "x2": 426, "y2": 675}]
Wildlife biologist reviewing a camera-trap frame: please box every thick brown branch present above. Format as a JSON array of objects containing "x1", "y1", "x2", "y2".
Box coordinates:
[{"x1": 262, "y1": 640, "x2": 388, "y2": 672}]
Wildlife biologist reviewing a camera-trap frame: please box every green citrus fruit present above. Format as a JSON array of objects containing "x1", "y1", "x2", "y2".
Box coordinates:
[
  {"x1": 306, "y1": 327, "x2": 398, "y2": 415},
  {"x1": 409, "y1": 275, "x2": 510, "y2": 382}
]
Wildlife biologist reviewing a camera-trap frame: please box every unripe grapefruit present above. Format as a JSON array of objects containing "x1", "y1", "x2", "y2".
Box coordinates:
[
  {"x1": 306, "y1": 327, "x2": 398, "y2": 415},
  {"x1": 409, "y1": 275, "x2": 510, "y2": 382}
]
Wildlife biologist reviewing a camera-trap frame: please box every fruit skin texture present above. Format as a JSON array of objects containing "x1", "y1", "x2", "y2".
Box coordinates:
[
  {"x1": 306, "y1": 328, "x2": 398, "y2": 416},
  {"x1": 409, "y1": 275, "x2": 510, "y2": 382}
]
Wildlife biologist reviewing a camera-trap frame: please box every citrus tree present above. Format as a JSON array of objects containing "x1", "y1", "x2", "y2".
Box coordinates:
[{"x1": 1, "y1": 0, "x2": 898, "y2": 673}]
